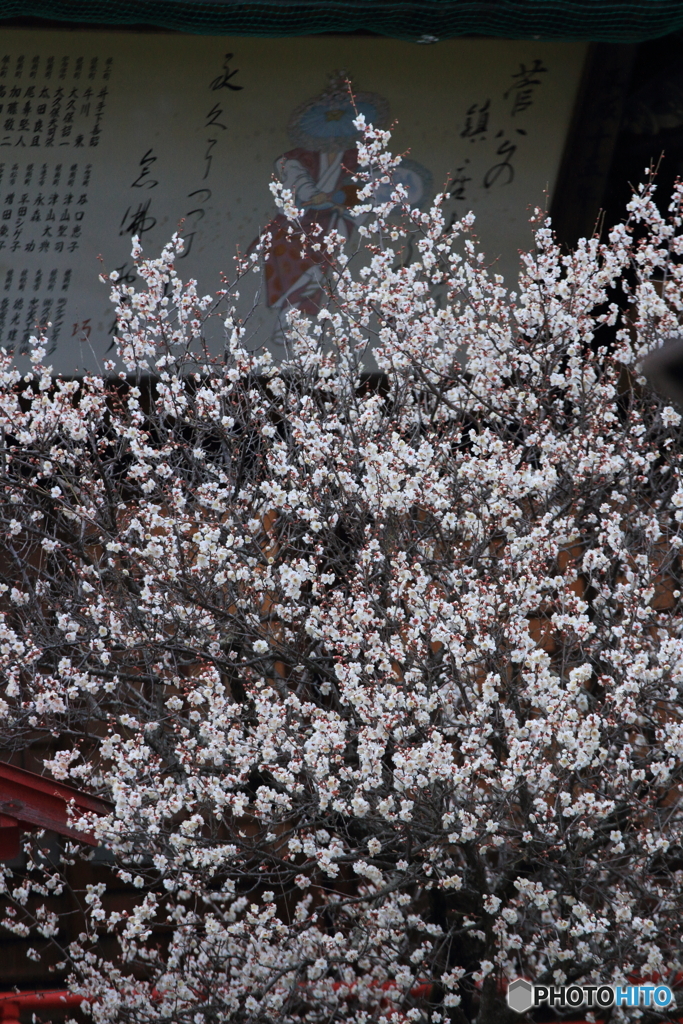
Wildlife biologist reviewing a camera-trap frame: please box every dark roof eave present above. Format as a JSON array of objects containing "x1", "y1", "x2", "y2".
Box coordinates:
[{"x1": 0, "y1": 0, "x2": 682, "y2": 43}]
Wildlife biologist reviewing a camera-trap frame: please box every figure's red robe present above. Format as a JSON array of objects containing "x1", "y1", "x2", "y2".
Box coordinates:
[{"x1": 264, "y1": 147, "x2": 359, "y2": 313}]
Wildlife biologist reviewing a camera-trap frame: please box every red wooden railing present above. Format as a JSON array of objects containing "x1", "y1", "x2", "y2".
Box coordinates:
[
  {"x1": 0, "y1": 990, "x2": 84, "y2": 1022},
  {"x1": 0, "y1": 763, "x2": 111, "y2": 859}
]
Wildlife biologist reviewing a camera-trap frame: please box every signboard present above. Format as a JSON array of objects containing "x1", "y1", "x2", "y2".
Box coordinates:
[{"x1": 0, "y1": 30, "x2": 587, "y2": 371}]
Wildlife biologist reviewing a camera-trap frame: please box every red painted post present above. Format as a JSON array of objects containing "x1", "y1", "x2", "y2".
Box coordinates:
[{"x1": 0, "y1": 815, "x2": 20, "y2": 861}]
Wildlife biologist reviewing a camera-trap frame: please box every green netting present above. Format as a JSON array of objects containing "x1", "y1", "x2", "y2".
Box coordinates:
[{"x1": 1, "y1": 0, "x2": 683, "y2": 42}]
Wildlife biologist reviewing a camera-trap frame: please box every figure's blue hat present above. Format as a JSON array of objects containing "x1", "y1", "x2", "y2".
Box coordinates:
[{"x1": 288, "y1": 73, "x2": 389, "y2": 152}]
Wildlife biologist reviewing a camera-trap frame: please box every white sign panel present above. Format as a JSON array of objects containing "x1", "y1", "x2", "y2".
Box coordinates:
[{"x1": 0, "y1": 30, "x2": 587, "y2": 371}]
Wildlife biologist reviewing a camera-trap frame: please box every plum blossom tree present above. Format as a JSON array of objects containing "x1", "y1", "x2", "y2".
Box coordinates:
[{"x1": 0, "y1": 115, "x2": 683, "y2": 1024}]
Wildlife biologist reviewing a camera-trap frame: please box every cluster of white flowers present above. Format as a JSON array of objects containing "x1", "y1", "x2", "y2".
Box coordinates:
[{"x1": 0, "y1": 116, "x2": 683, "y2": 1024}]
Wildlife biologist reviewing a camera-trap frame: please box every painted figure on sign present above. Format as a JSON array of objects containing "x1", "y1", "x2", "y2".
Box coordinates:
[{"x1": 264, "y1": 74, "x2": 431, "y2": 342}]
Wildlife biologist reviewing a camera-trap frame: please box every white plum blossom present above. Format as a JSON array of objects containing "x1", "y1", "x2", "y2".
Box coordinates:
[{"x1": 0, "y1": 115, "x2": 682, "y2": 1024}]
